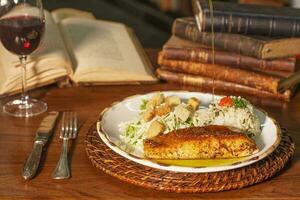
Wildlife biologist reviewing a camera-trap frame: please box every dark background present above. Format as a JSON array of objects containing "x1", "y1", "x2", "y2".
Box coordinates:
[
  {"x1": 44, "y1": 0, "x2": 181, "y2": 48},
  {"x1": 44, "y1": 0, "x2": 288, "y2": 48}
]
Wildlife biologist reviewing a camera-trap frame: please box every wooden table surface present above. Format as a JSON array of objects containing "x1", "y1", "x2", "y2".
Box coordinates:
[{"x1": 0, "y1": 51, "x2": 300, "y2": 200}]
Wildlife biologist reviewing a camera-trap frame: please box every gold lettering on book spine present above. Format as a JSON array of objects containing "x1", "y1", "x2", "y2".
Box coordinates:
[
  {"x1": 183, "y1": 75, "x2": 205, "y2": 86},
  {"x1": 228, "y1": 14, "x2": 233, "y2": 33},
  {"x1": 191, "y1": 50, "x2": 196, "y2": 60},
  {"x1": 197, "y1": 51, "x2": 208, "y2": 62},
  {"x1": 237, "y1": 17, "x2": 242, "y2": 33},
  {"x1": 185, "y1": 24, "x2": 198, "y2": 42}
]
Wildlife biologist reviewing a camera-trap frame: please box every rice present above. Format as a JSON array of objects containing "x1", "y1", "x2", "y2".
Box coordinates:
[{"x1": 207, "y1": 102, "x2": 261, "y2": 137}]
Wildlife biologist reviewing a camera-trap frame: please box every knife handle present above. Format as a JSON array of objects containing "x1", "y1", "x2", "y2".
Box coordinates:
[{"x1": 22, "y1": 142, "x2": 43, "y2": 180}]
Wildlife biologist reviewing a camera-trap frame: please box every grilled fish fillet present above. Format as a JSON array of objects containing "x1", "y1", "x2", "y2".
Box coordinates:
[{"x1": 143, "y1": 125, "x2": 259, "y2": 159}]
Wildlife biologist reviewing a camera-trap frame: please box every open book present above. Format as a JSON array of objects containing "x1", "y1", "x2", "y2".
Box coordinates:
[{"x1": 0, "y1": 8, "x2": 157, "y2": 96}]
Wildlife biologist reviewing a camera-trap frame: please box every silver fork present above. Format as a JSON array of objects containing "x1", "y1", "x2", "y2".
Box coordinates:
[{"x1": 52, "y1": 111, "x2": 77, "y2": 179}]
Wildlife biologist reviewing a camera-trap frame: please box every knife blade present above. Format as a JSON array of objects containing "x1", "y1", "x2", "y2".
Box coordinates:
[{"x1": 22, "y1": 111, "x2": 59, "y2": 180}]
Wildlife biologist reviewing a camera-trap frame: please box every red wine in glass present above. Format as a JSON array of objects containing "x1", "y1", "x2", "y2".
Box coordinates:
[
  {"x1": 0, "y1": 0, "x2": 47, "y2": 117},
  {"x1": 0, "y1": 15, "x2": 44, "y2": 55}
]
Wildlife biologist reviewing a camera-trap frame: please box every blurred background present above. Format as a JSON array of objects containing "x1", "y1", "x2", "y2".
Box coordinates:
[{"x1": 44, "y1": 0, "x2": 298, "y2": 48}]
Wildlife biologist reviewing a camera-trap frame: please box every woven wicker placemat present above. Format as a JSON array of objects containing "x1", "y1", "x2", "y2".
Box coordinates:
[{"x1": 85, "y1": 121, "x2": 295, "y2": 193}]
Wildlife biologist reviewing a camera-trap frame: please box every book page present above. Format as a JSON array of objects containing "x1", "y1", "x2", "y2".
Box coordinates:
[
  {"x1": 51, "y1": 8, "x2": 95, "y2": 24},
  {"x1": 0, "y1": 10, "x2": 71, "y2": 95},
  {"x1": 58, "y1": 18, "x2": 157, "y2": 83}
]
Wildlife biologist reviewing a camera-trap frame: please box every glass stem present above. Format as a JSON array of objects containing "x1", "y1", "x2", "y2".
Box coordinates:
[{"x1": 19, "y1": 55, "x2": 28, "y2": 104}]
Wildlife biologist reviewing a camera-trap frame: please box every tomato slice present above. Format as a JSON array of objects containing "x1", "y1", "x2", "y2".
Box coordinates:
[{"x1": 219, "y1": 96, "x2": 233, "y2": 107}]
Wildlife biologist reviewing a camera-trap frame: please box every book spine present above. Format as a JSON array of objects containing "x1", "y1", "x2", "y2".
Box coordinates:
[
  {"x1": 253, "y1": 68, "x2": 292, "y2": 78},
  {"x1": 172, "y1": 18, "x2": 264, "y2": 58},
  {"x1": 157, "y1": 68, "x2": 291, "y2": 102},
  {"x1": 238, "y1": 0, "x2": 284, "y2": 7},
  {"x1": 163, "y1": 47, "x2": 296, "y2": 72},
  {"x1": 199, "y1": 3, "x2": 300, "y2": 37},
  {"x1": 202, "y1": 11, "x2": 300, "y2": 37},
  {"x1": 158, "y1": 52, "x2": 281, "y2": 93}
]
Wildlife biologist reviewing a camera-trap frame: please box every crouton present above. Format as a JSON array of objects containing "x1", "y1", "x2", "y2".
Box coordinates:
[
  {"x1": 188, "y1": 97, "x2": 200, "y2": 110},
  {"x1": 155, "y1": 104, "x2": 172, "y2": 116},
  {"x1": 165, "y1": 96, "x2": 181, "y2": 107},
  {"x1": 143, "y1": 109, "x2": 155, "y2": 122},
  {"x1": 174, "y1": 104, "x2": 191, "y2": 122},
  {"x1": 146, "y1": 93, "x2": 164, "y2": 109},
  {"x1": 146, "y1": 121, "x2": 165, "y2": 138}
]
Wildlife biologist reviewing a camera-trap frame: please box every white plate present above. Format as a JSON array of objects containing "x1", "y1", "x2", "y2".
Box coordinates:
[{"x1": 97, "y1": 91, "x2": 281, "y2": 173}]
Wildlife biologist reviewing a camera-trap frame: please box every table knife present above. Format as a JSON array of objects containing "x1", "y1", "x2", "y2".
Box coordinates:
[{"x1": 22, "y1": 111, "x2": 59, "y2": 180}]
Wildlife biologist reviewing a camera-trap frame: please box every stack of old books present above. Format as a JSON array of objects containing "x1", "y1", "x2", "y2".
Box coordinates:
[{"x1": 157, "y1": 0, "x2": 300, "y2": 101}]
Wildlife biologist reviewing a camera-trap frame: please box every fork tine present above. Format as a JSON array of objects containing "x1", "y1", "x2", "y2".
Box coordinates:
[
  {"x1": 60, "y1": 112, "x2": 66, "y2": 138},
  {"x1": 65, "y1": 111, "x2": 71, "y2": 138},
  {"x1": 64, "y1": 112, "x2": 69, "y2": 138},
  {"x1": 67, "y1": 112, "x2": 72, "y2": 138},
  {"x1": 72, "y1": 112, "x2": 78, "y2": 138},
  {"x1": 60, "y1": 111, "x2": 78, "y2": 139},
  {"x1": 68, "y1": 112, "x2": 73, "y2": 138}
]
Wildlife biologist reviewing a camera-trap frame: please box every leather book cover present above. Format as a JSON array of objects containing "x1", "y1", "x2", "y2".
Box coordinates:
[
  {"x1": 250, "y1": 68, "x2": 292, "y2": 78},
  {"x1": 193, "y1": 0, "x2": 300, "y2": 37},
  {"x1": 158, "y1": 52, "x2": 281, "y2": 93},
  {"x1": 163, "y1": 36, "x2": 296, "y2": 73},
  {"x1": 156, "y1": 68, "x2": 291, "y2": 102},
  {"x1": 173, "y1": 17, "x2": 300, "y2": 59}
]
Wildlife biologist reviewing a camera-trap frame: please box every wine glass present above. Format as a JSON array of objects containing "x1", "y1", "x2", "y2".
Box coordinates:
[{"x1": 0, "y1": 0, "x2": 47, "y2": 117}]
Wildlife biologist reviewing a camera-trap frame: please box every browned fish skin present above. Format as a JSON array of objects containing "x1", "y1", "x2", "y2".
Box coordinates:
[{"x1": 143, "y1": 125, "x2": 259, "y2": 159}]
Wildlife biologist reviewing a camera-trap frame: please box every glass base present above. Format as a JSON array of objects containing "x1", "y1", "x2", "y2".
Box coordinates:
[{"x1": 3, "y1": 97, "x2": 47, "y2": 117}]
